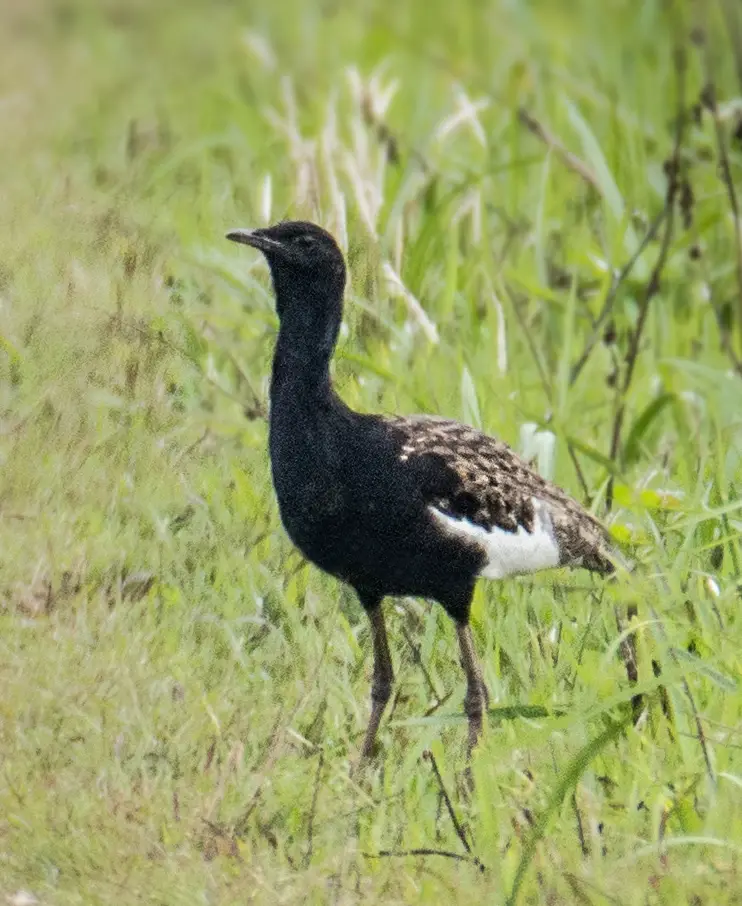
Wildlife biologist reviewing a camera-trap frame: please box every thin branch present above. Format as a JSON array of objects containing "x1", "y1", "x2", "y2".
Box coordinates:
[
  {"x1": 360, "y1": 94, "x2": 430, "y2": 172},
  {"x1": 566, "y1": 445, "x2": 590, "y2": 501},
  {"x1": 234, "y1": 601, "x2": 342, "y2": 837},
  {"x1": 615, "y1": 602, "x2": 643, "y2": 723},
  {"x1": 202, "y1": 322, "x2": 266, "y2": 419},
  {"x1": 303, "y1": 750, "x2": 324, "y2": 868},
  {"x1": 505, "y1": 286, "x2": 599, "y2": 505},
  {"x1": 703, "y1": 258, "x2": 742, "y2": 377},
  {"x1": 606, "y1": 50, "x2": 686, "y2": 509},
  {"x1": 362, "y1": 848, "x2": 486, "y2": 872},
  {"x1": 505, "y1": 287, "x2": 553, "y2": 399},
  {"x1": 692, "y1": 183, "x2": 742, "y2": 379},
  {"x1": 569, "y1": 206, "x2": 669, "y2": 387},
  {"x1": 517, "y1": 108, "x2": 602, "y2": 194},
  {"x1": 423, "y1": 689, "x2": 454, "y2": 717},
  {"x1": 699, "y1": 76, "x2": 742, "y2": 361},
  {"x1": 130, "y1": 319, "x2": 267, "y2": 419},
  {"x1": 605, "y1": 49, "x2": 686, "y2": 728},
  {"x1": 719, "y1": 0, "x2": 742, "y2": 93},
  {"x1": 423, "y1": 749, "x2": 480, "y2": 865},
  {"x1": 562, "y1": 872, "x2": 625, "y2": 906},
  {"x1": 401, "y1": 625, "x2": 444, "y2": 703},
  {"x1": 649, "y1": 602, "x2": 715, "y2": 784},
  {"x1": 571, "y1": 792, "x2": 589, "y2": 857}
]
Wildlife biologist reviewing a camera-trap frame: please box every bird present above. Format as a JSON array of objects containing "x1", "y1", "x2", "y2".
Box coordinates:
[{"x1": 226, "y1": 220, "x2": 618, "y2": 760}]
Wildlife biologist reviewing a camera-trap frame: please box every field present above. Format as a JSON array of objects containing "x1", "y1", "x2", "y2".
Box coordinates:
[{"x1": 2, "y1": 0, "x2": 742, "y2": 902}]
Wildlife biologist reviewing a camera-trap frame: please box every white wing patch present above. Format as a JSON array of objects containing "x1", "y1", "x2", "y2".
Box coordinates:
[{"x1": 430, "y1": 497, "x2": 561, "y2": 579}]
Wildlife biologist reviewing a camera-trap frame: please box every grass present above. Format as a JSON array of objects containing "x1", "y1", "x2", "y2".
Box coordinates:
[{"x1": 2, "y1": 0, "x2": 742, "y2": 902}]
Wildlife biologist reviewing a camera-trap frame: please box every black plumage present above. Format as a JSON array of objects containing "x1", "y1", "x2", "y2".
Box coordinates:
[{"x1": 226, "y1": 220, "x2": 616, "y2": 758}]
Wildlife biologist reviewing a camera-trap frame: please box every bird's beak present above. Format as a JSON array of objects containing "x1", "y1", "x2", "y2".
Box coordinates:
[{"x1": 225, "y1": 228, "x2": 284, "y2": 256}]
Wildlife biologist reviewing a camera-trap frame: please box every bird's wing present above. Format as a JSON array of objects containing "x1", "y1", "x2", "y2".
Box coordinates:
[{"x1": 382, "y1": 414, "x2": 615, "y2": 576}]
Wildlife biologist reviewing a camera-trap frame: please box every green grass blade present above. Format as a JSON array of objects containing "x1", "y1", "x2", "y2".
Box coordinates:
[{"x1": 506, "y1": 717, "x2": 632, "y2": 906}]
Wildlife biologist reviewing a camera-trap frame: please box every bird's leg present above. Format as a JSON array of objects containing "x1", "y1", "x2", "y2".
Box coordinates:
[
  {"x1": 456, "y1": 622, "x2": 489, "y2": 755},
  {"x1": 359, "y1": 604, "x2": 394, "y2": 759}
]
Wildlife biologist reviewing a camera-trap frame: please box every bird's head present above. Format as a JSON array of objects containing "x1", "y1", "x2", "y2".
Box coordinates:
[{"x1": 226, "y1": 220, "x2": 346, "y2": 323}]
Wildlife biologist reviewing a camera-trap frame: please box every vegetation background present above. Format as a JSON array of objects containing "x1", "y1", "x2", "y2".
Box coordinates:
[{"x1": 2, "y1": 0, "x2": 742, "y2": 902}]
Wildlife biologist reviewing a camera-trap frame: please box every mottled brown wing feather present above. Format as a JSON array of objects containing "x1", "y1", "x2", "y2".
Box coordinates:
[{"x1": 384, "y1": 414, "x2": 615, "y2": 574}]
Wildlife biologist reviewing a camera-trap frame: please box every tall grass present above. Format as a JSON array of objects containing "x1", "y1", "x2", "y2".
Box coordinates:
[{"x1": 1, "y1": 0, "x2": 742, "y2": 902}]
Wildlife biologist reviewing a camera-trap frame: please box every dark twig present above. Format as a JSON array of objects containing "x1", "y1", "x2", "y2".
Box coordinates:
[
  {"x1": 719, "y1": 0, "x2": 742, "y2": 93},
  {"x1": 423, "y1": 689, "x2": 454, "y2": 717},
  {"x1": 362, "y1": 848, "x2": 486, "y2": 872},
  {"x1": 233, "y1": 709, "x2": 285, "y2": 836},
  {"x1": 303, "y1": 750, "x2": 325, "y2": 868},
  {"x1": 566, "y1": 446, "x2": 590, "y2": 501},
  {"x1": 605, "y1": 50, "x2": 686, "y2": 719},
  {"x1": 360, "y1": 94, "x2": 430, "y2": 172},
  {"x1": 569, "y1": 206, "x2": 669, "y2": 387},
  {"x1": 505, "y1": 288, "x2": 592, "y2": 503},
  {"x1": 606, "y1": 50, "x2": 686, "y2": 510},
  {"x1": 706, "y1": 292, "x2": 742, "y2": 378},
  {"x1": 234, "y1": 610, "x2": 340, "y2": 837},
  {"x1": 130, "y1": 319, "x2": 267, "y2": 419},
  {"x1": 562, "y1": 873, "x2": 625, "y2": 906},
  {"x1": 699, "y1": 75, "x2": 742, "y2": 361},
  {"x1": 202, "y1": 322, "x2": 266, "y2": 419},
  {"x1": 649, "y1": 601, "x2": 715, "y2": 783},
  {"x1": 606, "y1": 199, "x2": 675, "y2": 505},
  {"x1": 615, "y1": 603, "x2": 643, "y2": 724},
  {"x1": 571, "y1": 791, "x2": 589, "y2": 857},
  {"x1": 505, "y1": 288, "x2": 553, "y2": 396},
  {"x1": 423, "y1": 749, "x2": 481, "y2": 867},
  {"x1": 565, "y1": 601, "x2": 598, "y2": 693},
  {"x1": 518, "y1": 108, "x2": 602, "y2": 194},
  {"x1": 401, "y1": 625, "x2": 444, "y2": 703},
  {"x1": 689, "y1": 124, "x2": 742, "y2": 382},
  {"x1": 200, "y1": 818, "x2": 242, "y2": 860}
]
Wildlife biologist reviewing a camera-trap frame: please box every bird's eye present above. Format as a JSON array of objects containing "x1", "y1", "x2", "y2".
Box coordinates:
[{"x1": 294, "y1": 235, "x2": 314, "y2": 247}]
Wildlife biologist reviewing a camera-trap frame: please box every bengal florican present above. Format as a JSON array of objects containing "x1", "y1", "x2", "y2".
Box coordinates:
[{"x1": 226, "y1": 220, "x2": 616, "y2": 759}]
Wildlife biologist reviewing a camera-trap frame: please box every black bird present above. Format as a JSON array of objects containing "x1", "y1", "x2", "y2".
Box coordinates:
[{"x1": 226, "y1": 220, "x2": 616, "y2": 758}]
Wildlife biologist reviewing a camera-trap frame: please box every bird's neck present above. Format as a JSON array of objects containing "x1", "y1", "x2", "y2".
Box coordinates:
[
  {"x1": 271, "y1": 326, "x2": 334, "y2": 402},
  {"x1": 270, "y1": 290, "x2": 344, "y2": 406},
  {"x1": 268, "y1": 271, "x2": 344, "y2": 406}
]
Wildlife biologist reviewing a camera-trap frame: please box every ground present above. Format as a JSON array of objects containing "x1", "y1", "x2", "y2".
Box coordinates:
[{"x1": 2, "y1": 0, "x2": 742, "y2": 903}]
